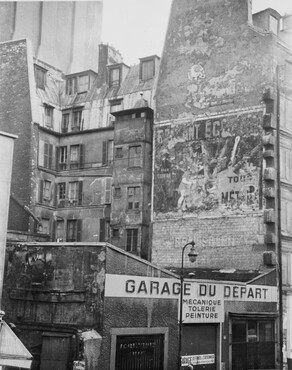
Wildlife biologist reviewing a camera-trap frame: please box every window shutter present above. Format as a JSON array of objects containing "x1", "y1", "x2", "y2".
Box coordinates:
[
  {"x1": 78, "y1": 181, "x2": 83, "y2": 205},
  {"x1": 56, "y1": 147, "x2": 59, "y2": 171},
  {"x1": 49, "y1": 144, "x2": 53, "y2": 169},
  {"x1": 105, "y1": 178, "x2": 112, "y2": 204},
  {"x1": 39, "y1": 180, "x2": 44, "y2": 203},
  {"x1": 99, "y1": 219, "x2": 105, "y2": 242},
  {"x1": 51, "y1": 219, "x2": 56, "y2": 242},
  {"x1": 77, "y1": 219, "x2": 82, "y2": 242},
  {"x1": 54, "y1": 183, "x2": 58, "y2": 207},
  {"x1": 102, "y1": 141, "x2": 108, "y2": 166},
  {"x1": 133, "y1": 229, "x2": 138, "y2": 252},
  {"x1": 44, "y1": 143, "x2": 49, "y2": 168},
  {"x1": 79, "y1": 144, "x2": 84, "y2": 169}
]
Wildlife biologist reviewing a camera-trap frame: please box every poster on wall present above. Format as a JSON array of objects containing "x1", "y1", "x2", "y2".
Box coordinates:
[{"x1": 154, "y1": 111, "x2": 263, "y2": 218}]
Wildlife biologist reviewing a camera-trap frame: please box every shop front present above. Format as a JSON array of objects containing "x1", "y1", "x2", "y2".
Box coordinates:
[{"x1": 105, "y1": 272, "x2": 278, "y2": 370}]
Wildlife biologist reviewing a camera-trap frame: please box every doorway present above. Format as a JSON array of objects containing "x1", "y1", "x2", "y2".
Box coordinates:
[{"x1": 181, "y1": 324, "x2": 217, "y2": 370}]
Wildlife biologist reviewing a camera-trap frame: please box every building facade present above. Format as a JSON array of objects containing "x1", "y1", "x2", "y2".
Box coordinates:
[
  {"x1": 152, "y1": 0, "x2": 292, "y2": 369},
  {"x1": 0, "y1": 39, "x2": 158, "y2": 260}
]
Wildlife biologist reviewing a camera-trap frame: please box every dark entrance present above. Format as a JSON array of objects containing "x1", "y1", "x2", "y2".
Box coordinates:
[
  {"x1": 231, "y1": 319, "x2": 275, "y2": 369},
  {"x1": 115, "y1": 334, "x2": 164, "y2": 370},
  {"x1": 181, "y1": 324, "x2": 217, "y2": 370},
  {"x1": 40, "y1": 333, "x2": 73, "y2": 370}
]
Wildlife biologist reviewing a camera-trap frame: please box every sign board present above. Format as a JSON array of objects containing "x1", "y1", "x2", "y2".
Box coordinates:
[
  {"x1": 182, "y1": 354, "x2": 215, "y2": 366},
  {"x1": 105, "y1": 274, "x2": 277, "y2": 323}
]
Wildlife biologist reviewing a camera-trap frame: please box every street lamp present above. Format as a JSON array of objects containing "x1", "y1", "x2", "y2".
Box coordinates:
[{"x1": 178, "y1": 241, "x2": 198, "y2": 370}]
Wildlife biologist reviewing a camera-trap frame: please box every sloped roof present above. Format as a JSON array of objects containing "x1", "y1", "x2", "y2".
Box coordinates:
[{"x1": 0, "y1": 321, "x2": 32, "y2": 368}]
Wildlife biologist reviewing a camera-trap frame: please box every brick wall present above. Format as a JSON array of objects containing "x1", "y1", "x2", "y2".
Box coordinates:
[{"x1": 152, "y1": 214, "x2": 266, "y2": 270}]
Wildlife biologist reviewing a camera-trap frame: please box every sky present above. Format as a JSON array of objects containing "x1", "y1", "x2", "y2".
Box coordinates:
[{"x1": 102, "y1": 0, "x2": 292, "y2": 65}]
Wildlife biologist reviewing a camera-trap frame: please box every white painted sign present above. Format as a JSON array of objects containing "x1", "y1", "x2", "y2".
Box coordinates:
[
  {"x1": 105, "y1": 274, "x2": 277, "y2": 323},
  {"x1": 182, "y1": 354, "x2": 215, "y2": 365}
]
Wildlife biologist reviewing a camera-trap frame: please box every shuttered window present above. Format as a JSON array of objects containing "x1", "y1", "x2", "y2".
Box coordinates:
[
  {"x1": 105, "y1": 178, "x2": 112, "y2": 204},
  {"x1": 44, "y1": 143, "x2": 53, "y2": 169}
]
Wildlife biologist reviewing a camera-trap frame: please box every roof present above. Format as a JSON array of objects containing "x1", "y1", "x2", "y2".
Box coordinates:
[
  {"x1": 167, "y1": 267, "x2": 275, "y2": 283},
  {"x1": 0, "y1": 321, "x2": 32, "y2": 369}
]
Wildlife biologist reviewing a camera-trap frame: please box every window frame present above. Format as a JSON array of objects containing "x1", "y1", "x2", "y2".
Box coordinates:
[
  {"x1": 128, "y1": 145, "x2": 142, "y2": 168},
  {"x1": 43, "y1": 180, "x2": 51, "y2": 201},
  {"x1": 126, "y1": 228, "x2": 139, "y2": 253},
  {"x1": 72, "y1": 110, "x2": 82, "y2": 131},
  {"x1": 62, "y1": 113, "x2": 70, "y2": 133},
  {"x1": 109, "y1": 67, "x2": 121, "y2": 87},
  {"x1": 44, "y1": 105, "x2": 54, "y2": 128},
  {"x1": 66, "y1": 77, "x2": 77, "y2": 95},
  {"x1": 35, "y1": 65, "x2": 47, "y2": 89},
  {"x1": 140, "y1": 58, "x2": 155, "y2": 81},
  {"x1": 127, "y1": 186, "x2": 140, "y2": 210}
]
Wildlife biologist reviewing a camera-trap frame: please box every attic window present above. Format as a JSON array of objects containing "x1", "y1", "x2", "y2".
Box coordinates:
[
  {"x1": 269, "y1": 15, "x2": 278, "y2": 34},
  {"x1": 109, "y1": 67, "x2": 120, "y2": 87},
  {"x1": 140, "y1": 59, "x2": 155, "y2": 80},
  {"x1": 35, "y1": 65, "x2": 47, "y2": 89},
  {"x1": 66, "y1": 77, "x2": 77, "y2": 95}
]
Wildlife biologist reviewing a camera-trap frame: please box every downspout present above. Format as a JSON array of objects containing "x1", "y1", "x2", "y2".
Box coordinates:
[{"x1": 276, "y1": 65, "x2": 283, "y2": 369}]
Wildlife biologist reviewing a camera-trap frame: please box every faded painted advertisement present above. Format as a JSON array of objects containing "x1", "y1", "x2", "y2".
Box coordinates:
[{"x1": 154, "y1": 111, "x2": 263, "y2": 218}]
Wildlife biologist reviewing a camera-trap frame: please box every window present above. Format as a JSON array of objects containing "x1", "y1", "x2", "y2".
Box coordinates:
[
  {"x1": 141, "y1": 59, "x2": 155, "y2": 80},
  {"x1": 59, "y1": 146, "x2": 67, "y2": 170},
  {"x1": 35, "y1": 65, "x2": 46, "y2": 89},
  {"x1": 102, "y1": 140, "x2": 113, "y2": 166},
  {"x1": 126, "y1": 229, "x2": 138, "y2": 252},
  {"x1": 232, "y1": 318, "x2": 275, "y2": 369},
  {"x1": 269, "y1": 15, "x2": 278, "y2": 35},
  {"x1": 62, "y1": 113, "x2": 70, "y2": 133},
  {"x1": 68, "y1": 181, "x2": 83, "y2": 205},
  {"x1": 70, "y1": 145, "x2": 83, "y2": 169},
  {"x1": 44, "y1": 143, "x2": 53, "y2": 169},
  {"x1": 105, "y1": 178, "x2": 112, "y2": 204},
  {"x1": 78, "y1": 75, "x2": 89, "y2": 93},
  {"x1": 58, "y1": 183, "x2": 66, "y2": 203},
  {"x1": 109, "y1": 68, "x2": 120, "y2": 87},
  {"x1": 66, "y1": 77, "x2": 77, "y2": 95},
  {"x1": 129, "y1": 145, "x2": 142, "y2": 167},
  {"x1": 112, "y1": 228, "x2": 119, "y2": 238},
  {"x1": 115, "y1": 147, "x2": 123, "y2": 158},
  {"x1": 128, "y1": 187, "x2": 140, "y2": 209},
  {"x1": 114, "y1": 187, "x2": 121, "y2": 197},
  {"x1": 43, "y1": 180, "x2": 51, "y2": 200},
  {"x1": 56, "y1": 220, "x2": 64, "y2": 241},
  {"x1": 44, "y1": 106, "x2": 53, "y2": 128},
  {"x1": 40, "y1": 218, "x2": 50, "y2": 234},
  {"x1": 69, "y1": 182, "x2": 78, "y2": 204},
  {"x1": 72, "y1": 110, "x2": 82, "y2": 131},
  {"x1": 66, "y1": 219, "x2": 82, "y2": 242}
]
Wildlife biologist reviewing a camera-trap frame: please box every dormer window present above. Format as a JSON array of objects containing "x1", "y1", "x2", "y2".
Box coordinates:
[
  {"x1": 66, "y1": 77, "x2": 77, "y2": 95},
  {"x1": 35, "y1": 65, "x2": 47, "y2": 89},
  {"x1": 66, "y1": 73, "x2": 90, "y2": 95},
  {"x1": 109, "y1": 67, "x2": 120, "y2": 87},
  {"x1": 78, "y1": 75, "x2": 89, "y2": 93},
  {"x1": 140, "y1": 59, "x2": 155, "y2": 80}
]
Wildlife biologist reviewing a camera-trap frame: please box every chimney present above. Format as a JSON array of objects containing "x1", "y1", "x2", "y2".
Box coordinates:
[{"x1": 97, "y1": 44, "x2": 109, "y2": 88}]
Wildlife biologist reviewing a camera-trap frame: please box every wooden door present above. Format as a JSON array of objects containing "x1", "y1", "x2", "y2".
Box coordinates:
[{"x1": 40, "y1": 333, "x2": 72, "y2": 370}]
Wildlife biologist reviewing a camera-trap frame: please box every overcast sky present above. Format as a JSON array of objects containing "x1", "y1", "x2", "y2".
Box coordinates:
[{"x1": 102, "y1": 0, "x2": 292, "y2": 65}]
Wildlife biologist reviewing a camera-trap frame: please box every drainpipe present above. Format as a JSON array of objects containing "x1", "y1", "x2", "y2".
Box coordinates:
[{"x1": 276, "y1": 65, "x2": 283, "y2": 370}]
